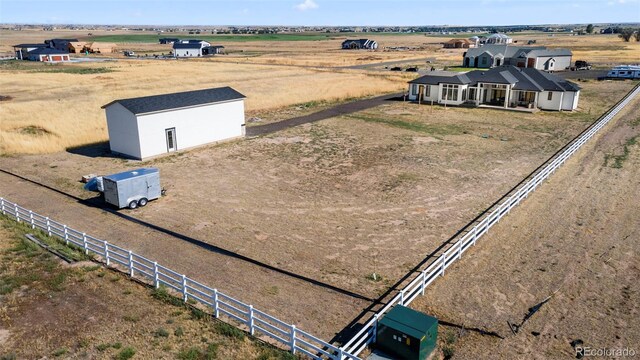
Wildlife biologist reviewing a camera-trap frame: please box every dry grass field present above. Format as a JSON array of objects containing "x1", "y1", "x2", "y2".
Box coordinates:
[
  {"x1": 0, "y1": 60, "x2": 406, "y2": 154},
  {"x1": 0, "y1": 216, "x2": 293, "y2": 359},
  {"x1": 411, "y1": 96, "x2": 640, "y2": 359}
]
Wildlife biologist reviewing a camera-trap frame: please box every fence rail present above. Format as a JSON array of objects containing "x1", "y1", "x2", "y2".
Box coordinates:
[
  {"x1": 0, "y1": 197, "x2": 358, "y2": 360},
  {"x1": 339, "y1": 82, "x2": 640, "y2": 357}
]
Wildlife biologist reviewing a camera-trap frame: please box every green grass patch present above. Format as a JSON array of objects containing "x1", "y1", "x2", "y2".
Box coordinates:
[
  {"x1": 0, "y1": 60, "x2": 113, "y2": 74},
  {"x1": 151, "y1": 285, "x2": 185, "y2": 307},
  {"x1": 347, "y1": 114, "x2": 464, "y2": 137},
  {"x1": 177, "y1": 343, "x2": 219, "y2": 360},
  {"x1": 51, "y1": 348, "x2": 68, "y2": 357},
  {"x1": 214, "y1": 321, "x2": 245, "y2": 340},
  {"x1": 153, "y1": 327, "x2": 170, "y2": 338},
  {"x1": 604, "y1": 136, "x2": 638, "y2": 169},
  {"x1": 115, "y1": 347, "x2": 136, "y2": 360}
]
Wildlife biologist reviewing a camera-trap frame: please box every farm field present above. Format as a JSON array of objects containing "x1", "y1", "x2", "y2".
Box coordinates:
[
  {"x1": 0, "y1": 76, "x2": 634, "y2": 339},
  {"x1": 411, "y1": 95, "x2": 640, "y2": 359},
  {"x1": 0, "y1": 216, "x2": 293, "y2": 359},
  {"x1": 0, "y1": 59, "x2": 407, "y2": 154}
]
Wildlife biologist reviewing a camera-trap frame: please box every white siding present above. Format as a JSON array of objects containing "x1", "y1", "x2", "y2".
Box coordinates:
[
  {"x1": 105, "y1": 103, "x2": 142, "y2": 159},
  {"x1": 136, "y1": 100, "x2": 245, "y2": 159},
  {"x1": 408, "y1": 84, "x2": 437, "y2": 102},
  {"x1": 561, "y1": 91, "x2": 579, "y2": 110},
  {"x1": 534, "y1": 56, "x2": 571, "y2": 71},
  {"x1": 537, "y1": 91, "x2": 563, "y2": 111},
  {"x1": 174, "y1": 48, "x2": 200, "y2": 57}
]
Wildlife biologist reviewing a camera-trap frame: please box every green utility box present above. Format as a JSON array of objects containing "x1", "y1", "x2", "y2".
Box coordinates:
[{"x1": 375, "y1": 305, "x2": 438, "y2": 360}]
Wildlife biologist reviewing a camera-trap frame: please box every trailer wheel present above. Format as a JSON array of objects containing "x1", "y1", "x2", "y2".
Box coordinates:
[
  {"x1": 138, "y1": 198, "x2": 148, "y2": 207},
  {"x1": 128, "y1": 200, "x2": 138, "y2": 209}
]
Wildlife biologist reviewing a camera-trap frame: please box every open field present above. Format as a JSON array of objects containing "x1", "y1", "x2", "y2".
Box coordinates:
[
  {"x1": 0, "y1": 79, "x2": 635, "y2": 339},
  {"x1": 0, "y1": 59, "x2": 407, "y2": 154},
  {"x1": 0, "y1": 216, "x2": 293, "y2": 359},
  {"x1": 411, "y1": 94, "x2": 640, "y2": 359}
]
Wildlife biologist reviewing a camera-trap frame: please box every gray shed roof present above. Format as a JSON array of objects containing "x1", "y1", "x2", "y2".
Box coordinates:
[{"x1": 102, "y1": 86, "x2": 246, "y2": 115}]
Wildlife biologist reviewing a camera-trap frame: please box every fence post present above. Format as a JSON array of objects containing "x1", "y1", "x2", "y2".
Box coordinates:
[
  {"x1": 0, "y1": 198, "x2": 4, "y2": 215},
  {"x1": 29, "y1": 210, "x2": 34, "y2": 229},
  {"x1": 421, "y1": 269, "x2": 427, "y2": 295},
  {"x1": 337, "y1": 347, "x2": 344, "y2": 360},
  {"x1": 290, "y1": 324, "x2": 297, "y2": 354},
  {"x1": 153, "y1": 262, "x2": 159, "y2": 288},
  {"x1": 15, "y1": 204, "x2": 20, "y2": 222},
  {"x1": 182, "y1": 275, "x2": 187, "y2": 302},
  {"x1": 457, "y1": 240, "x2": 462, "y2": 260},
  {"x1": 400, "y1": 290, "x2": 405, "y2": 305},
  {"x1": 46, "y1": 217, "x2": 51, "y2": 236},
  {"x1": 248, "y1": 305, "x2": 255, "y2": 335},
  {"x1": 473, "y1": 226, "x2": 478, "y2": 246},
  {"x1": 372, "y1": 313, "x2": 379, "y2": 343},
  {"x1": 63, "y1": 225, "x2": 69, "y2": 245},
  {"x1": 104, "y1": 241, "x2": 110, "y2": 266},
  {"x1": 213, "y1": 289, "x2": 219, "y2": 318},
  {"x1": 82, "y1": 233, "x2": 88, "y2": 255},
  {"x1": 128, "y1": 250, "x2": 134, "y2": 277},
  {"x1": 440, "y1": 254, "x2": 445, "y2": 276}
]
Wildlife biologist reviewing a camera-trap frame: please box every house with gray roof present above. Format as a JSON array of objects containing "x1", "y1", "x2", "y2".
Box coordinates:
[
  {"x1": 341, "y1": 39, "x2": 378, "y2": 50},
  {"x1": 463, "y1": 45, "x2": 572, "y2": 71},
  {"x1": 485, "y1": 33, "x2": 512, "y2": 44},
  {"x1": 172, "y1": 39, "x2": 211, "y2": 57},
  {"x1": 408, "y1": 66, "x2": 580, "y2": 111},
  {"x1": 102, "y1": 86, "x2": 246, "y2": 159}
]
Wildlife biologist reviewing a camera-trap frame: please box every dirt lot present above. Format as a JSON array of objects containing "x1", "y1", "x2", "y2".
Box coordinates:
[
  {"x1": 0, "y1": 78, "x2": 634, "y2": 341},
  {"x1": 0, "y1": 216, "x2": 294, "y2": 359},
  {"x1": 411, "y1": 92, "x2": 640, "y2": 359}
]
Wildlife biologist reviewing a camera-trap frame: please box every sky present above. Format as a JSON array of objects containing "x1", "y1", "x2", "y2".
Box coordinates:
[{"x1": 0, "y1": 0, "x2": 639, "y2": 26}]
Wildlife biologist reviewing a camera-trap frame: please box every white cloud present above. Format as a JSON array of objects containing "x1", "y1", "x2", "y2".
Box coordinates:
[{"x1": 294, "y1": 0, "x2": 319, "y2": 11}]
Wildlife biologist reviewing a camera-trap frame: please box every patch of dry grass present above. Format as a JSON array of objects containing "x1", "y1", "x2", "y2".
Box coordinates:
[{"x1": 0, "y1": 60, "x2": 404, "y2": 154}]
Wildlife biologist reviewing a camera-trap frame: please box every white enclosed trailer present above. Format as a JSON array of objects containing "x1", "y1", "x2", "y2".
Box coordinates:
[{"x1": 103, "y1": 168, "x2": 161, "y2": 209}]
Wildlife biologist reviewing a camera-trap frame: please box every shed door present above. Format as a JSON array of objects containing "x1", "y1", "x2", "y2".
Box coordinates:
[{"x1": 165, "y1": 128, "x2": 177, "y2": 152}]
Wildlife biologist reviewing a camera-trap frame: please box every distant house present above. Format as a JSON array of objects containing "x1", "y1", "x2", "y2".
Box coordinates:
[
  {"x1": 12, "y1": 43, "x2": 48, "y2": 60},
  {"x1": 46, "y1": 38, "x2": 79, "y2": 51},
  {"x1": 203, "y1": 45, "x2": 225, "y2": 55},
  {"x1": 27, "y1": 48, "x2": 70, "y2": 62},
  {"x1": 407, "y1": 66, "x2": 580, "y2": 111},
  {"x1": 102, "y1": 87, "x2": 246, "y2": 160},
  {"x1": 172, "y1": 40, "x2": 211, "y2": 57},
  {"x1": 443, "y1": 38, "x2": 475, "y2": 49},
  {"x1": 341, "y1": 39, "x2": 378, "y2": 50},
  {"x1": 485, "y1": 33, "x2": 512, "y2": 44},
  {"x1": 159, "y1": 38, "x2": 180, "y2": 44},
  {"x1": 83, "y1": 42, "x2": 117, "y2": 53},
  {"x1": 67, "y1": 41, "x2": 87, "y2": 53},
  {"x1": 463, "y1": 45, "x2": 572, "y2": 71},
  {"x1": 468, "y1": 36, "x2": 487, "y2": 47}
]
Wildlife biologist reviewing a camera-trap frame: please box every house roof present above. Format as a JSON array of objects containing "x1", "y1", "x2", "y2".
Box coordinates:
[
  {"x1": 446, "y1": 38, "x2": 473, "y2": 44},
  {"x1": 173, "y1": 43, "x2": 203, "y2": 49},
  {"x1": 342, "y1": 39, "x2": 376, "y2": 46},
  {"x1": 102, "y1": 86, "x2": 246, "y2": 115},
  {"x1": 487, "y1": 33, "x2": 511, "y2": 39},
  {"x1": 465, "y1": 45, "x2": 570, "y2": 60},
  {"x1": 410, "y1": 73, "x2": 470, "y2": 85},
  {"x1": 409, "y1": 66, "x2": 580, "y2": 92},
  {"x1": 27, "y1": 48, "x2": 69, "y2": 55},
  {"x1": 13, "y1": 43, "x2": 48, "y2": 48},
  {"x1": 525, "y1": 48, "x2": 573, "y2": 57}
]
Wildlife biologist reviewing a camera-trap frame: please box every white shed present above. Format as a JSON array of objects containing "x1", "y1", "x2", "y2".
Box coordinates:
[{"x1": 102, "y1": 87, "x2": 246, "y2": 160}]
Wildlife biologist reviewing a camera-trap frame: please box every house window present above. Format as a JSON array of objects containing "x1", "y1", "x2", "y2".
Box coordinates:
[
  {"x1": 411, "y1": 84, "x2": 418, "y2": 95},
  {"x1": 441, "y1": 84, "x2": 459, "y2": 101},
  {"x1": 425, "y1": 86, "x2": 431, "y2": 97},
  {"x1": 547, "y1": 92, "x2": 553, "y2": 101},
  {"x1": 481, "y1": 57, "x2": 487, "y2": 65}
]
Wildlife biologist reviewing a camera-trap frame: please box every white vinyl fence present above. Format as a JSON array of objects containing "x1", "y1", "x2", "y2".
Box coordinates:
[
  {"x1": 339, "y1": 83, "x2": 640, "y2": 357},
  {"x1": 0, "y1": 198, "x2": 359, "y2": 360}
]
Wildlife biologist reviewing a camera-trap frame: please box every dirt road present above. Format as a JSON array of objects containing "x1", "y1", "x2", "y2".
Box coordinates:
[{"x1": 411, "y1": 94, "x2": 640, "y2": 359}]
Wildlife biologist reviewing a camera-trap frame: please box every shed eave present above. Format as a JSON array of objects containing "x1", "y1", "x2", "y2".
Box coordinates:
[{"x1": 132, "y1": 97, "x2": 246, "y2": 117}]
